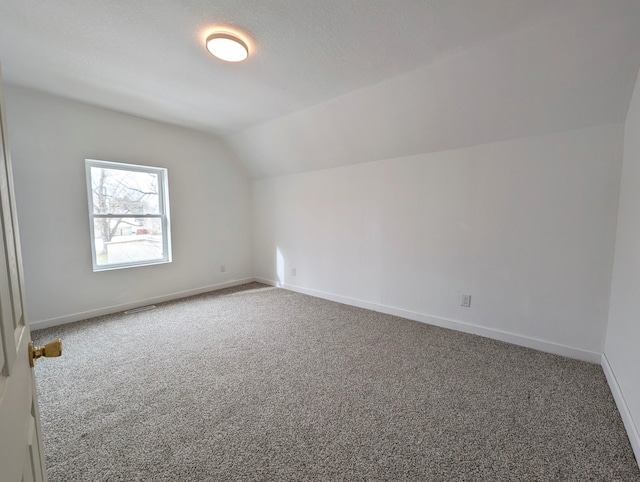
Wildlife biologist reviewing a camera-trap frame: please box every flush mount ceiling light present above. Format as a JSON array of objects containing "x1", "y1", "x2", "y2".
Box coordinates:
[{"x1": 206, "y1": 32, "x2": 249, "y2": 62}]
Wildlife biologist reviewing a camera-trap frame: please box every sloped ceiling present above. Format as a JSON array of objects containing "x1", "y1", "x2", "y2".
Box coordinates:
[{"x1": 1, "y1": 1, "x2": 640, "y2": 178}]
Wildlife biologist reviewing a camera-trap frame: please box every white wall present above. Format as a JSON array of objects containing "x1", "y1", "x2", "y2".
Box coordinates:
[
  {"x1": 604, "y1": 71, "x2": 640, "y2": 461},
  {"x1": 253, "y1": 124, "x2": 623, "y2": 361},
  {"x1": 4, "y1": 85, "x2": 253, "y2": 327}
]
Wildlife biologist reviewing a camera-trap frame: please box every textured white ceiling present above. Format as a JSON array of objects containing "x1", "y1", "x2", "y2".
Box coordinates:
[
  {"x1": 1, "y1": 1, "x2": 640, "y2": 178},
  {"x1": 229, "y1": 0, "x2": 640, "y2": 177}
]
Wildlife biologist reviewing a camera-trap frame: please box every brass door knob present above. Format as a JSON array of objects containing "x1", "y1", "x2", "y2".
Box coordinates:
[{"x1": 29, "y1": 339, "x2": 62, "y2": 367}]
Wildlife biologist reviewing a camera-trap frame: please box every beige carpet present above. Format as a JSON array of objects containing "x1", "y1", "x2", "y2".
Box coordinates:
[{"x1": 32, "y1": 283, "x2": 639, "y2": 481}]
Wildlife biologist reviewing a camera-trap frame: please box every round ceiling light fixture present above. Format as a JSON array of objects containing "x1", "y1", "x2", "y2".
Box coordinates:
[{"x1": 205, "y1": 32, "x2": 249, "y2": 62}]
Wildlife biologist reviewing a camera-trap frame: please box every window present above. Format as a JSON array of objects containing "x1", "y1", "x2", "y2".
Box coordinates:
[{"x1": 85, "y1": 159, "x2": 171, "y2": 271}]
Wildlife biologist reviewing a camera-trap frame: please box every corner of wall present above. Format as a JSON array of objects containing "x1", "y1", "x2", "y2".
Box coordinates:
[{"x1": 601, "y1": 353, "x2": 640, "y2": 466}]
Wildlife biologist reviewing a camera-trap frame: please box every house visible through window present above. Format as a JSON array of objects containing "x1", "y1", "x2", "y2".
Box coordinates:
[{"x1": 85, "y1": 159, "x2": 171, "y2": 271}]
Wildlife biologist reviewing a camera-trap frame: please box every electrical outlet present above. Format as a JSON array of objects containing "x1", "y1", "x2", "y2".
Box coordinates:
[
  {"x1": 291, "y1": 268, "x2": 297, "y2": 276},
  {"x1": 460, "y1": 294, "x2": 471, "y2": 307},
  {"x1": 220, "y1": 265, "x2": 226, "y2": 273}
]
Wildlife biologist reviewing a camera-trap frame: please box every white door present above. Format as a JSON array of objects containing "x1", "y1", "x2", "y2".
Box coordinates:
[{"x1": 0, "y1": 66, "x2": 49, "y2": 481}]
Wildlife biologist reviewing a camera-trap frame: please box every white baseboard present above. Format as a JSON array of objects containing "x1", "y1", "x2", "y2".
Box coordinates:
[
  {"x1": 29, "y1": 277, "x2": 256, "y2": 331},
  {"x1": 254, "y1": 277, "x2": 601, "y2": 363},
  {"x1": 601, "y1": 353, "x2": 640, "y2": 466}
]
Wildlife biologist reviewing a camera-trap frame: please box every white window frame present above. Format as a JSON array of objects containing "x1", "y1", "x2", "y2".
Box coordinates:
[{"x1": 85, "y1": 159, "x2": 172, "y2": 271}]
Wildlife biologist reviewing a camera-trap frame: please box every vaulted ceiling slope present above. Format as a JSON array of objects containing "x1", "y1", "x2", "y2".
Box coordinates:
[{"x1": 1, "y1": 1, "x2": 640, "y2": 178}]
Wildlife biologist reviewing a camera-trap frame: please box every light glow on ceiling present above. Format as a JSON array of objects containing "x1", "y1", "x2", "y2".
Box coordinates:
[{"x1": 206, "y1": 33, "x2": 249, "y2": 62}]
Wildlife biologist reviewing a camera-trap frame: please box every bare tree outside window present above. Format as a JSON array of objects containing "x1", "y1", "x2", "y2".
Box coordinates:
[{"x1": 86, "y1": 160, "x2": 171, "y2": 270}]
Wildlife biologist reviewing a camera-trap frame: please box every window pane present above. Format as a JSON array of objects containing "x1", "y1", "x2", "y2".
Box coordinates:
[
  {"x1": 90, "y1": 167, "x2": 160, "y2": 215},
  {"x1": 93, "y1": 217, "x2": 165, "y2": 266}
]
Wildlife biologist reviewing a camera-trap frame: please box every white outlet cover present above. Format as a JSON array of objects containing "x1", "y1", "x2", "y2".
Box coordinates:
[{"x1": 460, "y1": 294, "x2": 471, "y2": 307}]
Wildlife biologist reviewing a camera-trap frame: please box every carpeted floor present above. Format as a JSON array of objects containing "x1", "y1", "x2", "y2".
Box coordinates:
[{"x1": 32, "y1": 283, "x2": 639, "y2": 481}]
